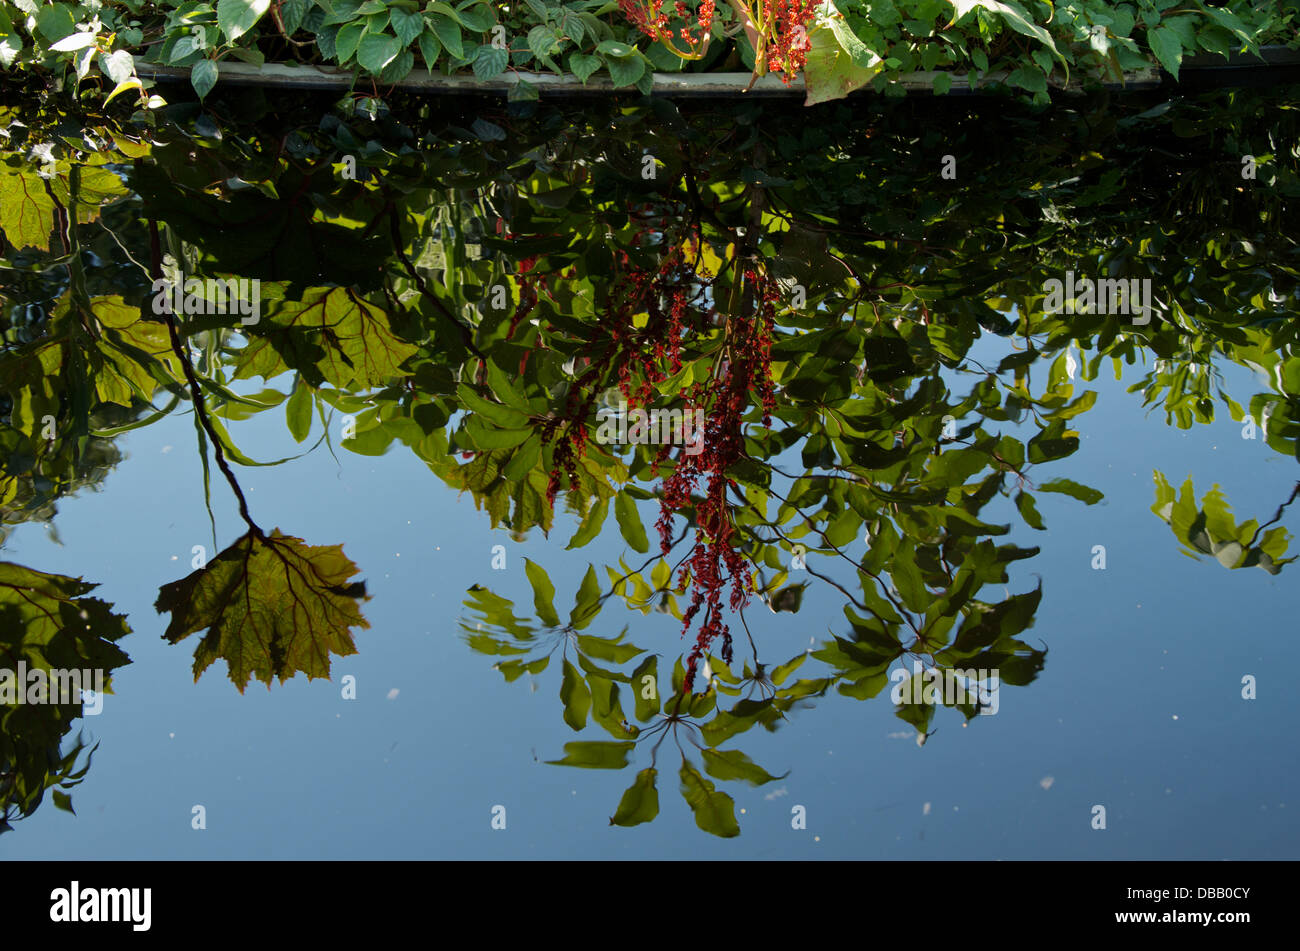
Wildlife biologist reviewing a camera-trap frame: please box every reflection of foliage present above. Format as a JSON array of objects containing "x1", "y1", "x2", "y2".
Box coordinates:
[
  {"x1": 1152, "y1": 475, "x2": 1297, "y2": 574},
  {"x1": 464, "y1": 554, "x2": 1034, "y2": 835},
  {"x1": 156, "y1": 529, "x2": 370, "y2": 691},
  {"x1": 0, "y1": 561, "x2": 131, "y2": 831},
  {"x1": 2, "y1": 84, "x2": 1299, "y2": 836}
]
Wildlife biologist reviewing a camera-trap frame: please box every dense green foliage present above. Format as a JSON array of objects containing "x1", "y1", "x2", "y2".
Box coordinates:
[{"x1": 0, "y1": 0, "x2": 1295, "y2": 107}]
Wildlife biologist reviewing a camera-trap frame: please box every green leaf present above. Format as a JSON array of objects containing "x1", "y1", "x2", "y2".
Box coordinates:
[
  {"x1": 103, "y1": 78, "x2": 143, "y2": 106},
  {"x1": 596, "y1": 40, "x2": 635, "y2": 57},
  {"x1": 568, "y1": 564, "x2": 602, "y2": 630},
  {"x1": 546, "y1": 740, "x2": 635, "y2": 768},
  {"x1": 428, "y1": 12, "x2": 463, "y2": 59},
  {"x1": 1037, "y1": 478, "x2": 1103, "y2": 504},
  {"x1": 456, "y1": 385, "x2": 531, "y2": 427},
  {"x1": 473, "y1": 42, "x2": 509, "y2": 79},
  {"x1": 417, "y1": 26, "x2": 442, "y2": 67},
  {"x1": 217, "y1": 0, "x2": 271, "y2": 42},
  {"x1": 560, "y1": 658, "x2": 591, "y2": 731},
  {"x1": 610, "y1": 768, "x2": 659, "y2": 826},
  {"x1": 51, "y1": 789, "x2": 76, "y2": 814},
  {"x1": 569, "y1": 52, "x2": 601, "y2": 83},
  {"x1": 357, "y1": 31, "x2": 402, "y2": 73},
  {"x1": 155, "y1": 530, "x2": 369, "y2": 692},
  {"x1": 1015, "y1": 490, "x2": 1045, "y2": 530},
  {"x1": 235, "y1": 287, "x2": 418, "y2": 389},
  {"x1": 948, "y1": 1, "x2": 1065, "y2": 71},
  {"x1": 614, "y1": 492, "x2": 649, "y2": 553},
  {"x1": 576, "y1": 633, "x2": 643, "y2": 664},
  {"x1": 679, "y1": 761, "x2": 740, "y2": 837},
  {"x1": 98, "y1": 49, "x2": 135, "y2": 84},
  {"x1": 802, "y1": 18, "x2": 883, "y2": 105},
  {"x1": 285, "y1": 377, "x2": 312, "y2": 443},
  {"x1": 523, "y1": 558, "x2": 560, "y2": 627},
  {"x1": 49, "y1": 31, "x2": 98, "y2": 52},
  {"x1": 702, "y1": 748, "x2": 788, "y2": 786},
  {"x1": 527, "y1": 24, "x2": 557, "y2": 59},
  {"x1": 390, "y1": 9, "x2": 424, "y2": 46},
  {"x1": 631, "y1": 654, "x2": 659, "y2": 721},
  {"x1": 769, "y1": 651, "x2": 808, "y2": 685},
  {"x1": 566, "y1": 498, "x2": 608, "y2": 550},
  {"x1": 191, "y1": 59, "x2": 218, "y2": 100},
  {"x1": 335, "y1": 20, "x2": 367, "y2": 62},
  {"x1": 1147, "y1": 25, "x2": 1183, "y2": 79},
  {"x1": 603, "y1": 51, "x2": 644, "y2": 88},
  {"x1": 767, "y1": 583, "x2": 805, "y2": 613},
  {"x1": 36, "y1": 4, "x2": 75, "y2": 42}
]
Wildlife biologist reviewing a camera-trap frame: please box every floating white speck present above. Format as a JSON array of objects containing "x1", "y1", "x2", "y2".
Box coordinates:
[
  {"x1": 387, "y1": 689, "x2": 399, "y2": 700},
  {"x1": 1040, "y1": 776, "x2": 1054, "y2": 790},
  {"x1": 168, "y1": 732, "x2": 175, "y2": 739},
  {"x1": 161, "y1": 445, "x2": 173, "y2": 454},
  {"x1": 922, "y1": 802, "x2": 931, "y2": 816}
]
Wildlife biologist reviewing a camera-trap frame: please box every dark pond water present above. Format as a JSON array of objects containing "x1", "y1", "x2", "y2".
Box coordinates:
[{"x1": 1, "y1": 82, "x2": 1298, "y2": 858}]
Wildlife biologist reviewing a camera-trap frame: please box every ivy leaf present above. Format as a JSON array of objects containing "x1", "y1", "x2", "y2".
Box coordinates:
[
  {"x1": 154, "y1": 530, "x2": 370, "y2": 692},
  {"x1": 610, "y1": 768, "x2": 659, "y2": 826}
]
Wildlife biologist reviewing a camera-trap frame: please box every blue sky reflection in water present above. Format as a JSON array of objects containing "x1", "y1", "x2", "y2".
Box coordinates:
[{"x1": 0, "y1": 88, "x2": 1297, "y2": 859}]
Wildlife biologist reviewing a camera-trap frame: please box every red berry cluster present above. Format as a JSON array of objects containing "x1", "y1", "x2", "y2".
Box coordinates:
[
  {"x1": 619, "y1": 0, "x2": 715, "y2": 52},
  {"x1": 765, "y1": 0, "x2": 818, "y2": 83}
]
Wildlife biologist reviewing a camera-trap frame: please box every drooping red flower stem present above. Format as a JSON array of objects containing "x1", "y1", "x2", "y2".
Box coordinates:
[
  {"x1": 526, "y1": 189, "x2": 778, "y2": 697},
  {"x1": 656, "y1": 263, "x2": 776, "y2": 693}
]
